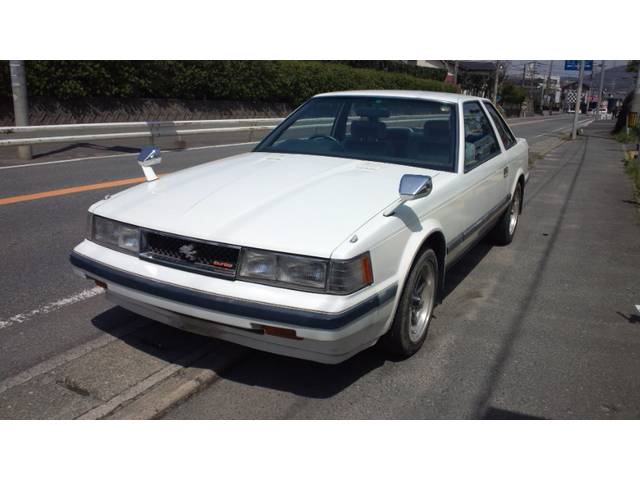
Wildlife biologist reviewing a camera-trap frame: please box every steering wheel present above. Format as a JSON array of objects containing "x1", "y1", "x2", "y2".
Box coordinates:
[{"x1": 308, "y1": 134, "x2": 341, "y2": 146}]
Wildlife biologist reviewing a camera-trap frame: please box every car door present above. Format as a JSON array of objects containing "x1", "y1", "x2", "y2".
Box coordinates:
[
  {"x1": 481, "y1": 100, "x2": 520, "y2": 195},
  {"x1": 447, "y1": 100, "x2": 507, "y2": 264}
]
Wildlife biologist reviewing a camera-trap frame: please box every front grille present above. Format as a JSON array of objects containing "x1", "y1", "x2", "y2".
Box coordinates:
[{"x1": 140, "y1": 230, "x2": 240, "y2": 278}]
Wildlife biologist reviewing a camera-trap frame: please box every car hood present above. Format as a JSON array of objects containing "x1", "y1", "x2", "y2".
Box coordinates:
[{"x1": 92, "y1": 152, "x2": 442, "y2": 258}]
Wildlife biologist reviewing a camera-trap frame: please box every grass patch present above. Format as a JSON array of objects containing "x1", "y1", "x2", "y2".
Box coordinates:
[
  {"x1": 624, "y1": 152, "x2": 640, "y2": 202},
  {"x1": 528, "y1": 152, "x2": 543, "y2": 167},
  {"x1": 559, "y1": 132, "x2": 572, "y2": 141},
  {"x1": 615, "y1": 130, "x2": 639, "y2": 144}
]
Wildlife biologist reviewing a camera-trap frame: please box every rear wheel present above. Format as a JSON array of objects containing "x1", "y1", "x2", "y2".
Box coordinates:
[
  {"x1": 493, "y1": 183, "x2": 522, "y2": 245},
  {"x1": 381, "y1": 249, "x2": 438, "y2": 358}
]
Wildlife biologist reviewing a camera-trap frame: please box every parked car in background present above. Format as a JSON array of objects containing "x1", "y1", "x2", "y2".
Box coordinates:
[{"x1": 70, "y1": 90, "x2": 529, "y2": 364}]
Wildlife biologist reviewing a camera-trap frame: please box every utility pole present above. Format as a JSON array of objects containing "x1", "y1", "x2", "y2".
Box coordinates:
[
  {"x1": 453, "y1": 61, "x2": 459, "y2": 87},
  {"x1": 597, "y1": 61, "x2": 606, "y2": 119},
  {"x1": 492, "y1": 60, "x2": 500, "y2": 104},
  {"x1": 9, "y1": 61, "x2": 32, "y2": 161},
  {"x1": 571, "y1": 61, "x2": 585, "y2": 140},
  {"x1": 522, "y1": 63, "x2": 526, "y2": 86},
  {"x1": 540, "y1": 60, "x2": 553, "y2": 115},
  {"x1": 588, "y1": 68, "x2": 594, "y2": 114}
]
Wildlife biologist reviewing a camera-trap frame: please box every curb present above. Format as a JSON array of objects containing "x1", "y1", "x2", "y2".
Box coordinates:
[
  {"x1": 528, "y1": 137, "x2": 568, "y2": 167},
  {"x1": 103, "y1": 343, "x2": 248, "y2": 420}
]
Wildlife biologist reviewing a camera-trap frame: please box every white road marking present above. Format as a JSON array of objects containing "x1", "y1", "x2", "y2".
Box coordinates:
[
  {"x1": 0, "y1": 141, "x2": 259, "y2": 171},
  {"x1": 507, "y1": 116, "x2": 571, "y2": 126},
  {"x1": 0, "y1": 287, "x2": 104, "y2": 330},
  {"x1": 0, "y1": 152, "x2": 135, "y2": 170}
]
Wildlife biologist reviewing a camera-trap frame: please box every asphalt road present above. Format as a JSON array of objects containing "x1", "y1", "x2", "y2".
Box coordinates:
[{"x1": 4, "y1": 113, "x2": 634, "y2": 419}]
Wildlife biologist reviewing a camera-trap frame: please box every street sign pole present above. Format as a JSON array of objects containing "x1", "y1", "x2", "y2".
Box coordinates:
[
  {"x1": 597, "y1": 61, "x2": 606, "y2": 119},
  {"x1": 571, "y1": 61, "x2": 585, "y2": 140}
]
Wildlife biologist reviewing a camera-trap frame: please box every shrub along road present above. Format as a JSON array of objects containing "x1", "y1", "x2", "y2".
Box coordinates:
[{"x1": 3, "y1": 114, "x2": 633, "y2": 419}]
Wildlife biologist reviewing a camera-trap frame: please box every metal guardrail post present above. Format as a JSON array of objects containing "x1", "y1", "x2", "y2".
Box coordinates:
[{"x1": 9, "y1": 61, "x2": 32, "y2": 161}]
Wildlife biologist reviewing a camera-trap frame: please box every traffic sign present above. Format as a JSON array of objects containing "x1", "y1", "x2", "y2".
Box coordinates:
[{"x1": 565, "y1": 60, "x2": 593, "y2": 71}]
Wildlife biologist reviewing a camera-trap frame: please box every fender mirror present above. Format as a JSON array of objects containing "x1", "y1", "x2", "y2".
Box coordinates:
[
  {"x1": 383, "y1": 174, "x2": 432, "y2": 217},
  {"x1": 137, "y1": 146, "x2": 162, "y2": 181}
]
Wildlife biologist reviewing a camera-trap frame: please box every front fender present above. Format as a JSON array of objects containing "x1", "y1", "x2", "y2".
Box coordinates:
[{"x1": 332, "y1": 211, "x2": 447, "y2": 334}]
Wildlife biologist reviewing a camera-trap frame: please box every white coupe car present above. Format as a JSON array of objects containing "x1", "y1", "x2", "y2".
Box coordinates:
[{"x1": 70, "y1": 90, "x2": 529, "y2": 364}]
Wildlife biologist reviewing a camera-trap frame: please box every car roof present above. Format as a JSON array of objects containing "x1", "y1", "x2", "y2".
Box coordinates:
[{"x1": 313, "y1": 90, "x2": 484, "y2": 104}]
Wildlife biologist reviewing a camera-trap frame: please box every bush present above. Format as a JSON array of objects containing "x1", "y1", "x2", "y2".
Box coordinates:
[
  {"x1": 613, "y1": 92, "x2": 634, "y2": 134},
  {"x1": 0, "y1": 61, "x2": 455, "y2": 106},
  {"x1": 500, "y1": 83, "x2": 526, "y2": 105}
]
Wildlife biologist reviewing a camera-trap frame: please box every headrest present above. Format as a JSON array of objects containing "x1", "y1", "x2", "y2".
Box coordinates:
[
  {"x1": 386, "y1": 128, "x2": 411, "y2": 141},
  {"x1": 355, "y1": 107, "x2": 390, "y2": 119},
  {"x1": 350, "y1": 120, "x2": 387, "y2": 140},
  {"x1": 423, "y1": 120, "x2": 450, "y2": 142}
]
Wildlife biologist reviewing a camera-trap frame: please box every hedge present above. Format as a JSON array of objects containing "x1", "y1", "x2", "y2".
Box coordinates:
[
  {"x1": 0, "y1": 61, "x2": 455, "y2": 106},
  {"x1": 327, "y1": 61, "x2": 448, "y2": 82},
  {"x1": 500, "y1": 83, "x2": 527, "y2": 105}
]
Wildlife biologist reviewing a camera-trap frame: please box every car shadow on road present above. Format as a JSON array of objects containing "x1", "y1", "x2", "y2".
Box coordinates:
[
  {"x1": 616, "y1": 311, "x2": 640, "y2": 324},
  {"x1": 90, "y1": 306, "x2": 223, "y2": 366},
  {"x1": 33, "y1": 143, "x2": 140, "y2": 160},
  {"x1": 201, "y1": 240, "x2": 497, "y2": 400},
  {"x1": 89, "y1": 303, "x2": 395, "y2": 399},
  {"x1": 482, "y1": 407, "x2": 544, "y2": 419},
  {"x1": 442, "y1": 238, "x2": 494, "y2": 300},
  {"x1": 90, "y1": 239, "x2": 495, "y2": 402}
]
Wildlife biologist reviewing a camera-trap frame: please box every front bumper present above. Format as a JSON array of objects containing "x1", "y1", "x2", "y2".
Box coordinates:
[{"x1": 70, "y1": 242, "x2": 397, "y2": 364}]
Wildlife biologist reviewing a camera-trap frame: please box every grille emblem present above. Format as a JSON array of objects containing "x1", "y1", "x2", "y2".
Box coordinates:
[{"x1": 178, "y1": 243, "x2": 198, "y2": 262}]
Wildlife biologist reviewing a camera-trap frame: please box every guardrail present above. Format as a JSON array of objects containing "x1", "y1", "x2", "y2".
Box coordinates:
[{"x1": 0, "y1": 118, "x2": 285, "y2": 148}]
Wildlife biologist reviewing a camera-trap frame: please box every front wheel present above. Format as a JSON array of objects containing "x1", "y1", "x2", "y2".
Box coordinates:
[
  {"x1": 380, "y1": 249, "x2": 438, "y2": 358},
  {"x1": 493, "y1": 183, "x2": 522, "y2": 245}
]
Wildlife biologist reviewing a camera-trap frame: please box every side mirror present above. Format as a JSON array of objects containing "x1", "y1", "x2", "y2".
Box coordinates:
[
  {"x1": 137, "y1": 146, "x2": 161, "y2": 181},
  {"x1": 399, "y1": 174, "x2": 433, "y2": 200},
  {"x1": 138, "y1": 146, "x2": 162, "y2": 166},
  {"x1": 383, "y1": 174, "x2": 432, "y2": 217}
]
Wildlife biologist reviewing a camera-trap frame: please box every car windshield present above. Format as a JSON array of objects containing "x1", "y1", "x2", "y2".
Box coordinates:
[{"x1": 255, "y1": 96, "x2": 458, "y2": 172}]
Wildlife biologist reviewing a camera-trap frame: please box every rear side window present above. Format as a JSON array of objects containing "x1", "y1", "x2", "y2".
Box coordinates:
[
  {"x1": 463, "y1": 101, "x2": 501, "y2": 171},
  {"x1": 483, "y1": 102, "x2": 516, "y2": 149}
]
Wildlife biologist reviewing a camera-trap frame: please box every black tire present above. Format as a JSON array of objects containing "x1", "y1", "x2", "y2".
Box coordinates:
[
  {"x1": 493, "y1": 182, "x2": 522, "y2": 246},
  {"x1": 380, "y1": 248, "x2": 439, "y2": 358}
]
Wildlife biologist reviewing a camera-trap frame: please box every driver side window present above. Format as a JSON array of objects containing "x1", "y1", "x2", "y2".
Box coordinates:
[{"x1": 463, "y1": 101, "x2": 501, "y2": 172}]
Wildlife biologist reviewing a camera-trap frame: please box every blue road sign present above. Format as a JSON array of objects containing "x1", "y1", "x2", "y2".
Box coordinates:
[{"x1": 565, "y1": 60, "x2": 593, "y2": 71}]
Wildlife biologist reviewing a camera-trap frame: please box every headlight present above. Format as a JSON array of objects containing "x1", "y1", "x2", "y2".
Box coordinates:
[
  {"x1": 277, "y1": 254, "x2": 327, "y2": 289},
  {"x1": 239, "y1": 249, "x2": 372, "y2": 294},
  {"x1": 91, "y1": 215, "x2": 140, "y2": 254},
  {"x1": 238, "y1": 250, "x2": 278, "y2": 281}
]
